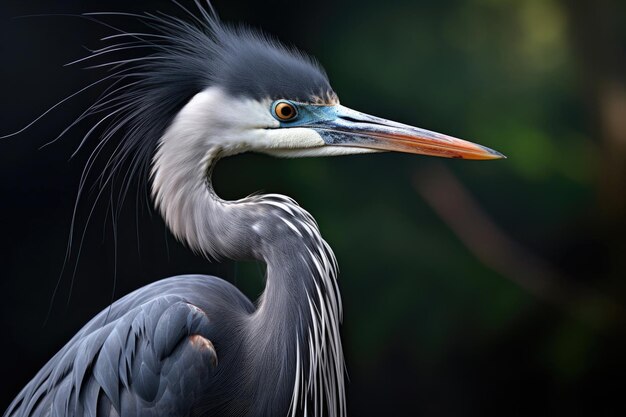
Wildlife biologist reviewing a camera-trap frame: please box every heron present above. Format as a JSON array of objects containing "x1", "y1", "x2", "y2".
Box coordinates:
[{"x1": 3, "y1": 2, "x2": 503, "y2": 417}]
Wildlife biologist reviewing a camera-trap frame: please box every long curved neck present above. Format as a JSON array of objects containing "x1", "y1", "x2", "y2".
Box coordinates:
[{"x1": 151, "y1": 89, "x2": 345, "y2": 417}]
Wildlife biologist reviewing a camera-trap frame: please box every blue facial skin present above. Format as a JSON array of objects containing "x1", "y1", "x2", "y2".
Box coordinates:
[
  {"x1": 270, "y1": 100, "x2": 386, "y2": 147},
  {"x1": 271, "y1": 100, "x2": 340, "y2": 127}
]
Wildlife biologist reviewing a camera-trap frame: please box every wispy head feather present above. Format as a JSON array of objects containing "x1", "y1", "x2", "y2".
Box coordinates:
[
  {"x1": 13, "y1": 1, "x2": 338, "y2": 292},
  {"x1": 72, "y1": 0, "x2": 336, "y2": 208}
]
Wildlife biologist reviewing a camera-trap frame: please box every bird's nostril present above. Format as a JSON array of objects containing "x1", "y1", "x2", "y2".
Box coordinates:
[{"x1": 338, "y1": 115, "x2": 386, "y2": 127}]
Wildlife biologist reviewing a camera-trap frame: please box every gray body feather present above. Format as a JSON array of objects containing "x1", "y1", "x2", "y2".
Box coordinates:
[
  {"x1": 3, "y1": 0, "x2": 503, "y2": 414},
  {"x1": 4, "y1": 276, "x2": 252, "y2": 417},
  {"x1": 4, "y1": 2, "x2": 345, "y2": 417}
]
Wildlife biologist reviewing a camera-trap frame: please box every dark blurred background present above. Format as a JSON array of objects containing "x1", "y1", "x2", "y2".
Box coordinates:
[{"x1": 1, "y1": 0, "x2": 625, "y2": 415}]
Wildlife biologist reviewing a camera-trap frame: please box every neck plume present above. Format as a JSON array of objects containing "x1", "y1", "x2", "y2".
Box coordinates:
[{"x1": 151, "y1": 88, "x2": 345, "y2": 417}]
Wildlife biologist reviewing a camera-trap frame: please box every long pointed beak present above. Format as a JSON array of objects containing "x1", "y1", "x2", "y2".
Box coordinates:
[{"x1": 311, "y1": 105, "x2": 505, "y2": 160}]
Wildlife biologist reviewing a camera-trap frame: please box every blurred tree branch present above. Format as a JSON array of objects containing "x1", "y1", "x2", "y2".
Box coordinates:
[
  {"x1": 414, "y1": 163, "x2": 623, "y2": 329},
  {"x1": 414, "y1": 0, "x2": 626, "y2": 329}
]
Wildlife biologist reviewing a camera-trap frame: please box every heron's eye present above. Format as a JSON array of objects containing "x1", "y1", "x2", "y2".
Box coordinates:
[{"x1": 273, "y1": 101, "x2": 298, "y2": 122}]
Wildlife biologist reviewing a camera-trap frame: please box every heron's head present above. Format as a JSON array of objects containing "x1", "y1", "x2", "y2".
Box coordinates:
[
  {"x1": 141, "y1": 7, "x2": 504, "y2": 162},
  {"x1": 116, "y1": 4, "x2": 503, "y2": 164},
  {"x1": 65, "y1": 4, "x2": 503, "y2": 200}
]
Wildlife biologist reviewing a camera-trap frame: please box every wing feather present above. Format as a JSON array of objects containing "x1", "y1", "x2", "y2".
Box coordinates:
[{"x1": 5, "y1": 294, "x2": 217, "y2": 417}]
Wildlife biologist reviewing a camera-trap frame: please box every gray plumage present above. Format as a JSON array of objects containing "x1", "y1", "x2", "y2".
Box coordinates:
[
  {"x1": 4, "y1": 276, "x2": 249, "y2": 416},
  {"x1": 4, "y1": 1, "x2": 504, "y2": 416},
  {"x1": 5, "y1": 189, "x2": 343, "y2": 417},
  {"x1": 5, "y1": 2, "x2": 345, "y2": 417}
]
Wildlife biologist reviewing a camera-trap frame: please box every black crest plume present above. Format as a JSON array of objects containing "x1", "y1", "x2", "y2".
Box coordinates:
[
  {"x1": 8, "y1": 1, "x2": 335, "y2": 271},
  {"x1": 67, "y1": 0, "x2": 333, "y2": 206}
]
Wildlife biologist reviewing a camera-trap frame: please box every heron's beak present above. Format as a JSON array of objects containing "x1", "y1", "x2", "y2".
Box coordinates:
[{"x1": 310, "y1": 105, "x2": 504, "y2": 160}]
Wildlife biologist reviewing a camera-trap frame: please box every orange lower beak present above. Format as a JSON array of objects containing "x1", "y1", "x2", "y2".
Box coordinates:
[{"x1": 312, "y1": 105, "x2": 505, "y2": 160}]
